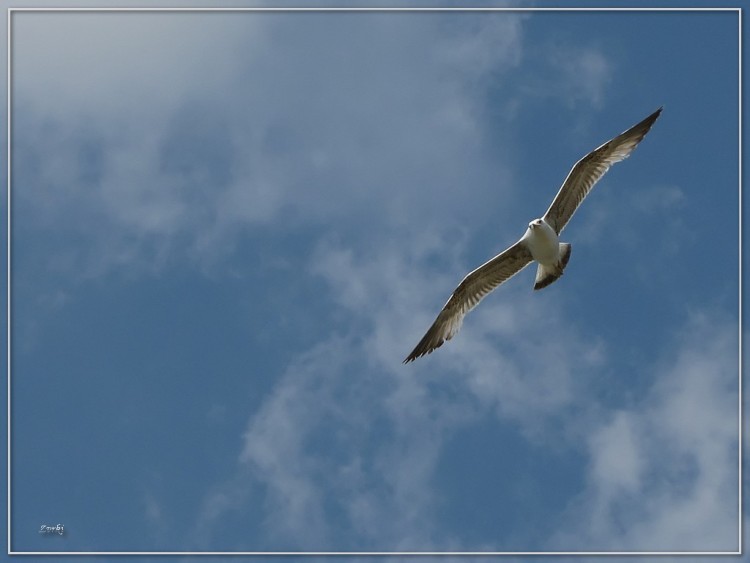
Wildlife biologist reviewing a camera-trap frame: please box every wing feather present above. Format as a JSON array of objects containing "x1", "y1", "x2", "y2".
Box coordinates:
[
  {"x1": 403, "y1": 240, "x2": 532, "y2": 363},
  {"x1": 543, "y1": 107, "x2": 662, "y2": 234}
]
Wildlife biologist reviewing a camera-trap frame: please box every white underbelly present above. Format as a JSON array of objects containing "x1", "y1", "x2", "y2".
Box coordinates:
[{"x1": 526, "y1": 228, "x2": 559, "y2": 265}]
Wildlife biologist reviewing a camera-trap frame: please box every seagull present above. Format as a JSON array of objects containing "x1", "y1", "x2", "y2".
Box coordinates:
[{"x1": 404, "y1": 107, "x2": 662, "y2": 363}]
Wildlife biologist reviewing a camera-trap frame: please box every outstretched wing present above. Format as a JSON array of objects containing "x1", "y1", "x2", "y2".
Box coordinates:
[
  {"x1": 543, "y1": 107, "x2": 662, "y2": 234},
  {"x1": 403, "y1": 240, "x2": 533, "y2": 363}
]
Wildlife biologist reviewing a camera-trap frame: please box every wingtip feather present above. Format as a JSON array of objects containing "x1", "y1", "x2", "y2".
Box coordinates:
[{"x1": 403, "y1": 339, "x2": 444, "y2": 364}]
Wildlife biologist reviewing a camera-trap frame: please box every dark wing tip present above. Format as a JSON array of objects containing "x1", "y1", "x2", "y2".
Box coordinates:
[
  {"x1": 619, "y1": 106, "x2": 663, "y2": 146},
  {"x1": 636, "y1": 106, "x2": 663, "y2": 136},
  {"x1": 403, "y1": 350, "x2": 419, "y2": 364},
  {"x1": 403, "y1": 317, "x2": 451, "y2": 363},
  {"x1": 403, "y1": 335, "x2": 445, "y2": 364}
]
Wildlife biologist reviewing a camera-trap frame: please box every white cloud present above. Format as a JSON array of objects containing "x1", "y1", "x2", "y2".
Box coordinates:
[
  {"x1": 14, "y1": 11, "x2": 527, "y2": 279},
  {"x1": 14, "y1": 12, "x2": 260, "y2": 118},
  {"x1": 552, "y1": 312, "x2": 739, "y2": 551},
  {"x1": 510, "y1": 42, "x2": 613, "y2": 113},
  {"x1": 589, "y1": 411, "x2": 643, "y2": 494},
  {"x1": 553, "y1": 47, "x2": 612, "y2": 109}
]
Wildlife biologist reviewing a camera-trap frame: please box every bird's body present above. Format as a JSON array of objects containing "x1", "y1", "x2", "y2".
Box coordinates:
[
  {"x1": 523, "y1": 218, "x2": 571, "y2": 290},
  {"x1": 404, "y1": 107, "x2": 662, "y2": 363},
  {"x1": 523, "y1": 218, "x2": 559, "y2": 264}
]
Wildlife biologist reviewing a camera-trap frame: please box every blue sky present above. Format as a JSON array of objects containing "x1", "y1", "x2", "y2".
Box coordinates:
[{"x1": 6, "y1": 3, "x2": 742, "y2": 558}]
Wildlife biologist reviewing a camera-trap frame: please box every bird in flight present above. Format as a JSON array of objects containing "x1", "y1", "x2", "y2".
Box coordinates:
[{"x1": 404, "y1": 107, "x2": 662, "y2": 363}]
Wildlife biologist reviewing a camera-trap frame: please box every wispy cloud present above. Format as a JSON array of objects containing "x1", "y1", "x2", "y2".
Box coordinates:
[
  {"x1": 511, "y1": 41, "x2": 613, "y2": 113},
  {"x1": 552, "y1": 312, "x2": 738, "y2": 551},
  {"x1": 14, "y1": 12, "x2": 526, "y2": 281},
  {"x1": 574, "y1": 183, "x2": 688, "y2": 252},
  {"x1": 551, "y1": 46, "x2": 612, "y2": 109}
]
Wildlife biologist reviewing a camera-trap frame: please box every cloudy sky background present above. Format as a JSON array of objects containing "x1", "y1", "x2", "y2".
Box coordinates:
[{"x1": 6, "y1": 3, "x2": 741, "y2": 557}]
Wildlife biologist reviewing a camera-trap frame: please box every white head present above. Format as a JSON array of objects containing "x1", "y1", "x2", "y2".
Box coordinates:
[{"x1": 528, "y1": 218, "x2": 544, "y2": 230}]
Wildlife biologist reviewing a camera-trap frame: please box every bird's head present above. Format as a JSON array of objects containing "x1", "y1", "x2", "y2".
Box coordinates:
[{"x1": 528, "y1": 218, "x2": 543, "y2": 230}]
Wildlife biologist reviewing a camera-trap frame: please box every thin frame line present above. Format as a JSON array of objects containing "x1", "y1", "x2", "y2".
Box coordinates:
[
  {"x1": 6, "y1": 5, "x2": 11, "y2": 557},
  {"x1": 5, "y1": 5, "x2": 743, "y2": 557},
  {"x1": 5, "y1": 6, "x2": 743, "y2": 12},
  {"x1": 6, "y1": 551, "x2": 746, "y2": 556},
  {"x1": 738, "y1": 6, "x2": 743, "y2": 556}
]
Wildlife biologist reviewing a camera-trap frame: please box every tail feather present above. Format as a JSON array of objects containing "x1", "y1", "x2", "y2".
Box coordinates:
[{"x1": 534, "y1": 243, "x2": 572, "y2": 290}]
